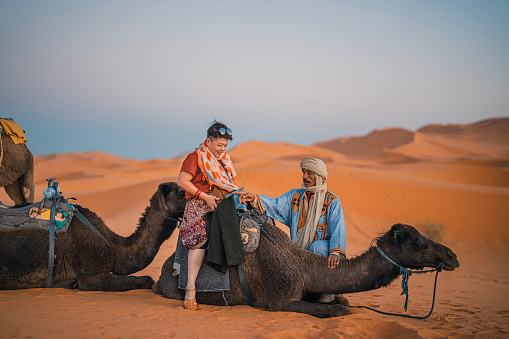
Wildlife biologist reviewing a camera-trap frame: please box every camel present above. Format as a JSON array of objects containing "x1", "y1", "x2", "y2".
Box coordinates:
[
  {"x1": 0, "y1": 182, "x2": 187, "y2": 291},
  {"x1": 153, "y1": 214, "x2": 460, "y2": 318},
  {"x1": 0, "y1": 133, "x2": 35, "y2": 204}
]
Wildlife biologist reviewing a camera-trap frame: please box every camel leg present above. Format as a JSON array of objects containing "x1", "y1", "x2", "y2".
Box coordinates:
[
  {"x1": 278, "y1": 301, "x2": 349, "y2": 318},
  {"x1": 77, "y1": 274, "x2": 155, "y2": 291},
  {"x1": 153, "y1": 253, "x2": 184, "y2": 300},
  {"x1": 19, "y1": 148, "x2": 34, "y2": 203},
  {"x1": 4, "y1": 178, "x2": 25, "y2": 205}
]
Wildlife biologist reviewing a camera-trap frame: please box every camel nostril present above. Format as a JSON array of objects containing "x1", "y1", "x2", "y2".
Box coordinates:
[{"x1": 447, "y1": 250, "x2": 457, "y2": 259}]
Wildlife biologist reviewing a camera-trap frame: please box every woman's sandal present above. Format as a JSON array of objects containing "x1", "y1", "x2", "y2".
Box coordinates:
[{"x1": 184, "y1": 288, "x2": 198, "y2": 310}]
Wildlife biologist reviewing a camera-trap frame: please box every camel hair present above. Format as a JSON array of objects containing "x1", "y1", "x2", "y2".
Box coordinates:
[
  {"x1": 154, "y1": 214, "x2": 460, "y2": 318},
  {"x1": 0, "y1": 182, "x2": 187, "y2": 291},
  {"x1": 0, "y1": 134, "x2": 34, "y2": 204}
]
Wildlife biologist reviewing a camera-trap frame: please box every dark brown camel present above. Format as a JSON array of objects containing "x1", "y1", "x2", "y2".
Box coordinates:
[
  {"x1": 0, "y1": 134, "x2": 35, "y2": 204},
  {"x1": 154, "y1": 216, "x2": 459, "y2": 318},
  {"x1": 0, "y1": 182, "x2": 187, "y2": 291}
]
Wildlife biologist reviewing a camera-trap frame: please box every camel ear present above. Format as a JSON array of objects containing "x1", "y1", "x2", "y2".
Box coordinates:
[
  {"x1": 391, "y1": 223, "x2": 405, "y2": 245},
  {"x1": 159, "y1": 183, "x2": 171, "y2": 198},
  {"x1": 393, "y1": 230, "x2": 404, "y2": 244}
]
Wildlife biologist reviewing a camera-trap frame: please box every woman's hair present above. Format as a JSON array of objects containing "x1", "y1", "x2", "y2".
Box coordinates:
[{"x1": 207, "y1": 120, "x2": 233, "y2": 140}]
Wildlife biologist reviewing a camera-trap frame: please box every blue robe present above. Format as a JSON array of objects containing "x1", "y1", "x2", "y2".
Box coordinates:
[{"x1": 256, "y1": 188, "x2": 346, "y2": 257}]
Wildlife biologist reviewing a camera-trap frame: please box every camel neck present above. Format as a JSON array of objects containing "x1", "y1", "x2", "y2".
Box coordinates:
[
  {"x1": 303, "y1": 247, "x2": 400, "y2": 295},
  {"x1": 111, "y1": 205, "x2": 173, "y2": 275}
]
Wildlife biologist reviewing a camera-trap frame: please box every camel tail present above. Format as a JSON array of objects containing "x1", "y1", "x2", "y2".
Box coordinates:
[{"x1": 20, "y1": 147, "x2": 35, "y2": 203}]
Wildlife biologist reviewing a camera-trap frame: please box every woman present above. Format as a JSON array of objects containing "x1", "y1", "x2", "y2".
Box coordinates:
[{"x1": 176, "y1": 120, "x2": 239, "y2": 310}]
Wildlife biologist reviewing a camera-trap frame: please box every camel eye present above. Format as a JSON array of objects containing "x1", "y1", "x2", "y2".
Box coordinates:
[
  {"x1": 177, "y1": 188, "x2": 186, "y2": 199},
  {"x1": 413, "y1": 239, "x2": 428, "y2": 250}
]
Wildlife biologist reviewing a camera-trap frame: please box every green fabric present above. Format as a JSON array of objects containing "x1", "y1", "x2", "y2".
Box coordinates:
[
  {"x1": 204, "y1": 196, "x2": 245, "y2": 273},
  {"x1": 54, "y1": 209, "x2": 69, "y2": 229}
]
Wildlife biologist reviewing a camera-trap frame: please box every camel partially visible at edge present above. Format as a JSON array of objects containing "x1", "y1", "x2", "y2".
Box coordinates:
[{"x1": 0, "y1": 133, "x2": 34, "y2": 204}]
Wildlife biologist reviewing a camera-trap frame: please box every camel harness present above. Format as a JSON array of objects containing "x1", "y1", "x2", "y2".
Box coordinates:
[{"x1": 350, "y1": 246, "x2": 444, "y2": 319}]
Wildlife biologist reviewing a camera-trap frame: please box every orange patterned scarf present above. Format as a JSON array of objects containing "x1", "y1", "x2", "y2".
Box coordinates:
[{"x1": 196, "y1": 141, "x2": 238, "y2": 192}]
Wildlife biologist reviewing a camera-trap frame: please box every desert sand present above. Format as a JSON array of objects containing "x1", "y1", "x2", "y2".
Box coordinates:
[{"x1": 1, "y1": 118, "x2": 508, "y2": 338}]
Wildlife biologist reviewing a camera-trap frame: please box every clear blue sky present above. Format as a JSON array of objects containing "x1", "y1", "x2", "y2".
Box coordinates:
[{"x1": 1, "y1": 0, "x2": 508, "y2": 159}]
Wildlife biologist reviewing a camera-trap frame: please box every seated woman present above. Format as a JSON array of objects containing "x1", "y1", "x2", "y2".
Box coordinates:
[{"x1": 176, "y1": 120, "x2": 239, "y2": 310}]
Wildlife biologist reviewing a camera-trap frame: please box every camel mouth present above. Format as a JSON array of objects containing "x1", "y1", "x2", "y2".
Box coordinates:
[
  {"x1": 441, "y1": 249, "x2": 460, "y2": 271},
  {"x1": 442, "y1": 261, "x2": 460, "y2": 271},
  {"x1": 440, "y1": 257, "x2": 460, "y2": 271}
]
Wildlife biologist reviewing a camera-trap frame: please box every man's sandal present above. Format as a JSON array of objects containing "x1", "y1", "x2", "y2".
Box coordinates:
[{"x1": 184, "y1": 288, "x2": 198, "y2": 310}]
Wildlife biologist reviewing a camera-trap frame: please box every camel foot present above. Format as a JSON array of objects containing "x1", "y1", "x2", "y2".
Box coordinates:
[
  {"x1": 152, "y1": 281, "x2": 162, "y2": 295},
  {"x1": 335, "y1": 295, "x2": 350, "y2": 307}
]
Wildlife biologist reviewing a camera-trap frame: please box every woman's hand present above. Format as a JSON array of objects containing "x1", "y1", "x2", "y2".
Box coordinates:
[
  {"x1": 200, "y1": 192, "x2": 221, "y2": 211},
  {"x1": 177, "y1": 171, "x2": 220, "y2": 210}
]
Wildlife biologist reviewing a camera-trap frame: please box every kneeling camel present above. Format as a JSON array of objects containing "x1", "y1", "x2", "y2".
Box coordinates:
[
  {"x1": 154, "y1": 215, "x2": 459, "y2": 318},
  {"x1": 0, "y1": 182, "x2": 186, "y2": 291}
]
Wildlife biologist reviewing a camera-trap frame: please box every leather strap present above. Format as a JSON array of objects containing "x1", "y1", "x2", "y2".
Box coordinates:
[
  {"x1": 74, "y1": 209, "x2": 110, "y2": 244},
  {"x1": 46, "y1": 199, "x2": 57, "y2": 288},
  {"x1": 238, "y1": 264, "x2": 253, "y2": 307}
]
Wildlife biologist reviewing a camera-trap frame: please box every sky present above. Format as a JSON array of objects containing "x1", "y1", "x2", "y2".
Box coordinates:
[{"x1": 1, "y1": 0, "x2": 508, "y2": 160}]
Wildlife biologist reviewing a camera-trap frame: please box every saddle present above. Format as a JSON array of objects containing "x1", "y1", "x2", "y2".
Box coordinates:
[
  {"x1": 0, "y1": 118, "x2": 27, "y2": 145},
  {"x1": 0, "y1": 199, "x2": 74, "y2": 234}
]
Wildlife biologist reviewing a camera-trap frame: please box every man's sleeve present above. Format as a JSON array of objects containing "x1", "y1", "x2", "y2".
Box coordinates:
[
  {"x1": 327, "y1": 198, "x2": 347, "y2": 257},
  {"x1": 254, "y1": 190, "x2": 296, "y2": 227}
]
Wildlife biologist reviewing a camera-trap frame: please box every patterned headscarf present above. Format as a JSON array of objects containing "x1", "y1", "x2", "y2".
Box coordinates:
[
  {"x1": 196, "y1": 141, "x2": 238, "y2": 191},
  {"x1": 295, "y1": 157, "x2": 328, "y2": 250}
]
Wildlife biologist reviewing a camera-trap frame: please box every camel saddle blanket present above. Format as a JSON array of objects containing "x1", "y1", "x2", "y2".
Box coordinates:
[
  {"x1": 0, "y1": 200, "x2": 74, "y2": 233},
  {"x1": 0, "y1": 118, "x2": 27, "y2": 145},
  {"x1": 173, "y1": 236, "x2": 230, "y2": 292}
]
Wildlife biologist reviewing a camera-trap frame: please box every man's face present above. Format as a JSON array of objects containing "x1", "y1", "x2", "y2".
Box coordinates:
[
  {"x1": 302, "y1": 168, "x2": 316, "y2": 187},
  {"x1": 207, "y1": 137, "x2": 229, "y2": 158}
]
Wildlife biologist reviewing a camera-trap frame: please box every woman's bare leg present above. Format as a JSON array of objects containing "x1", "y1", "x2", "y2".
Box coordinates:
[{"x1": 185, "y1": 248, "x2": 206, "y2": 300}]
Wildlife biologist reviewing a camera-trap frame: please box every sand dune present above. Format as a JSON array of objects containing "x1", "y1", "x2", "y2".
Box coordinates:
[{"x1": 1, "y1": 118, "x2": 508, "y2": 338}]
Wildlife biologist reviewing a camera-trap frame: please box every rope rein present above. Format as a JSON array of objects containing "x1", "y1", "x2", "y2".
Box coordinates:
[
  {"x1": 350, "y1": 246, "x2": 444, "y2": 319},
  {"x1": 150, "y1": 208, "x2": 182, "y2": 227}
]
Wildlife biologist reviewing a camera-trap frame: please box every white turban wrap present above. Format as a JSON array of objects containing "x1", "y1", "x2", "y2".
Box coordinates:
[
  {"x1": 300, "y1": 157, "x2": 327, "y2": 180},
  {"x1": 296, "y1": 157, "x2": 328, "y2": 250}
]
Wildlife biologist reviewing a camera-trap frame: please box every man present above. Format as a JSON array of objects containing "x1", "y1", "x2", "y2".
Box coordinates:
[{"x1": 238, "y1": 156, "x2": 346, "y2": 303}]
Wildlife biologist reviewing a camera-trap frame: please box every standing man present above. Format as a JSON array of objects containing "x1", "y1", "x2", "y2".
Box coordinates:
[{"x1": 238, "y1": 157, "x2": 346, "y2": 303}]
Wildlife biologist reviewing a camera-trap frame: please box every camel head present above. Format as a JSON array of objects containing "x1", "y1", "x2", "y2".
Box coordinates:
[
  {"x1": 150, "y1": 182, "x2": 187, "y2": 220},
  {"x1": 376, "y1": 223, "x2": 460, "y2": 272}
]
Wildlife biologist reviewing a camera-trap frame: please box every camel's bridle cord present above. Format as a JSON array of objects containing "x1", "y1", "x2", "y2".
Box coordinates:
[
  {"x1": 350, "y1": 246, "x2": 444, "y2": 319},
  {"x1": 150, "y1": 208, "x2": 182, "y2": 227}
]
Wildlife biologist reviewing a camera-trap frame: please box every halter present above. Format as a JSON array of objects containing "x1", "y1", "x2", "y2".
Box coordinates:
[
  {"x1": 351, "y1": 246, "x2": 444, "y2": 319},
  {"x1": 150, "y1": 208, "x2": 182, "y2": 227}
]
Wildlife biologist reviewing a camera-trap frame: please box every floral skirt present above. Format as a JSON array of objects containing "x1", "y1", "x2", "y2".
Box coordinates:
[{"x1": 179, "y1": 198, "x2": 212, "y2": 250}]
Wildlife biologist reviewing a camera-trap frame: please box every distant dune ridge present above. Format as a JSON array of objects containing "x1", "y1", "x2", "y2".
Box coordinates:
[
  {"x1": 1, "y1": 117, "x2": 508, "y2": 338},
  {"x1": 314, "y1": 117, "x2": 509, "y2": 163}
]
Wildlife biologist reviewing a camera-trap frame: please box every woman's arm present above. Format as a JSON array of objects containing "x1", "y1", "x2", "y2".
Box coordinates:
[{"x1": 177, "y1": 171, "x2": 220, "y2": 210}]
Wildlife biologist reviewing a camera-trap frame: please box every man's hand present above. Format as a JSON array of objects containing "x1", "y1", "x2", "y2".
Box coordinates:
[
  {"x1": 236, "y1": 192, "x2": 256, "y2": 205},
  {"x1": 327, "y1": 253, "x2": 341, "y2": 269}
]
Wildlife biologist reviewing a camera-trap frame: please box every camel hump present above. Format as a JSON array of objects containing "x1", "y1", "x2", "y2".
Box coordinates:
[{"x1": 0, "y1": 118, "x2": 27, "y2": 145}]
